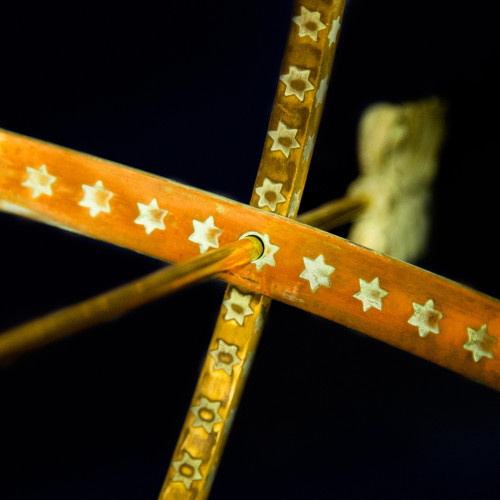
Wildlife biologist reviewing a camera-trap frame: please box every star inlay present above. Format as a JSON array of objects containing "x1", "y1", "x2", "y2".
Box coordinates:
[
  {"x1": 241, "y1": 232, "x2": 279, "y2": 271},
  {"x1": 300, "y1": 254, "x2": 335, "y2": 292},
  {"x1": 209, "y1": 339, "x2": 242, "y2": 375},
  {"x1": 463, "y1": 324, "x2": 497, "y2": 362},
  {"x1": 408, "y1": 299, "x2": 443, "y2": 337},
  {"x1": 22, "y1": 165, "x2": 56, "y2": 198},
  {"x1": 78, "y1": 180, "x2": 114, "y2": 217},
  {"x1": 134, "y1": 198, "x2": 167, "y2": 234},
  {"x1": 328, "y1": 16, "x2": 341, "y2": 46},
  {"x1": 279, "y1": 65, "x2": 315, "y2": 101},
  {"x1": 353, "y1": 277, "x2": 388, "y2": 312},
  {"x1": 268, "y1": 121, "x2": 300, "y2": 158},
  {"x1": 315, "y1": 76, "x2": 329, "y2": 108},
  {"x1": 287, "y1": 190, "x2": 301, "y2": 217},
  {"x1": 292, "y1": 6, "x2": 326, "y2": 41},
  {"x1": 190, "y1": 396, "x2": 223, "y2": 434},
  {"x1": 303, "y1": 135, "x2": 315, "y2": 163},
  {"x1": 222, "y1": 287, "x2": 254, "y2": 326},
  {"x1": 171, "y1": 451, "x2": 203, "y2": 489},
  {"x1": 188, "y1": 215, "x2": 222, "y2": 253},
  {"x1": 255, "y1": 178, "x2": 286, "y2": 212}
]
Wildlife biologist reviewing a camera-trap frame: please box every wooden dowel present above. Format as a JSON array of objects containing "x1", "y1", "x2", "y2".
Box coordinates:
[
  {"x1": 298, "y1": 194, "x2": 368, "y2": 231},
  {"x1": 0, "y1": 236, "x2": 263, "y2": 362}
]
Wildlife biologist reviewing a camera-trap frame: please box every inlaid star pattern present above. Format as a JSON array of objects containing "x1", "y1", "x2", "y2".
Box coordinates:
[
  {"x1": 300, "y1": 254, "x2": 335, "y2": 292},
  {"x1": 209, "y1": 339, "x2": 242, "y2": 375},
  {"x1": 134, "y1": 198, "x2": 167, "y2": 234},
  {"x1": 171, "y1": 451, "x2": 203, "y2": 489},
  {"x1": 303, "y1": 135, "x2": 315, "y2": 163},
  {"x1": 328, "y1": 16, "x2": 341, "y2": 46},
  {"x1": 463, "y1": 324, "x2": 497, "y2": 362},
  {"x1": 255, "y1": 178, "x2": 286, "y2": 212},
  {"x1": 268, "y1": 121, "x2": 300, "y2": 158},
  {"x1": 408, "y1": 299, "x2": 443, "y2": 337},
  {"x1": 292, "y1": 6, "x2": 326, "y2": 41},
  {"x1": 315, "y1": 75, "x2": 329, "y2": 108},
  {"x1": 242, "y1": 351, "x2": 255, "y2": 377},
  {"x1": 222, "y1": 287, "x2": 254, "y2": 325},
  {"x1": 190, "y1": 396, "x2": 223, "y2": 434},
  {"x1": 353, "y1": 277, "x2": 388, "y2": 312},
  {"x1": 246, "y1": 232, "x2": 279, "y2": 271},
  {"x1": 78, "y1": 180, "x2": 114, "y2": 217},
  {"x1": 22, "y1": 165, "x2": 56, "y2": 198},
  {"x1": 188, "y1": 215, "x2": 222, "y2": 253},
  {"x1": 279, "y1": 65, "x2": 315, "y2": 101},
  {"x1": 287, "y1": 190, "x2": 301, "y2": 217}
]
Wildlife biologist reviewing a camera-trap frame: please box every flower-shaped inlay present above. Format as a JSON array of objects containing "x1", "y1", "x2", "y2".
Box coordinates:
[
  {"x1": 292, "y1": 6, "x2": 326, "y2": 41},
  {"x1": 134, "y1": 198, "x2": 167, "y2": 234},
  {"x1": 408, "y1": 299, "x2": 443, "y2": 337},
  {"x1": 300, "y1": 254, "x2": 335, "y2": 292},
  {"x1": 267, "y1": 121, "x2": 300, "y2": 158},
  {"x1": 353, "y1": 277, "x2": 388, "y2": 312},
  {"x1": 279, "y1": 65, "x2": 314, "y2": 101},
  {"x1": 190, "y1": 396, "x2": 223, "y2": 434},
  {"x1": 78, "y1": 180, "x2": 114, "y2": 217},
  {"x1": 255, "y1": 178, "x2": 286, "y2": 212},
  {"x1": 222, "y1": 287, "x2": 254, "y2": 325},
  {"x1": 22, "y1": 165, "x2": 56, "y2": 198},
  {"x1": 171, "y1": 451, "x2": 203, "y2": 489},
  {"x1": 188, "y1": 215, "x2": 222, "y2": 253},
  {"x1": 209, "y1": 339, "x2": 242, "y2": 375},
  {"x1": 463, "y1": 324, "x2": 497, "y2": 362}
]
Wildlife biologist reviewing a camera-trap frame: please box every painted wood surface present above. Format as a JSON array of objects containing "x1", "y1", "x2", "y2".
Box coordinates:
[
  {"x1": 1, "y1": 127, "x2": 499, "y2": 395},
  {"x1": 159, "y1": 1, "x2": 346, "y2": 497}
]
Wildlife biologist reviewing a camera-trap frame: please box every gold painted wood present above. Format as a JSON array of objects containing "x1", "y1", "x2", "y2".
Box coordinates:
[
  {"x1": 1, "y1": 129, "x2": 499, "y2": 392},
  {"x1": 159, "y1": 1, "x2": 346, "y2": 497}
]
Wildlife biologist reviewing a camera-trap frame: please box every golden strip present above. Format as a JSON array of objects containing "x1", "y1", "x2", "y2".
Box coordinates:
[
  {"x1": 0, "y1": 130, "x2": 499, "y2": 392},
  {"x1": 0, "y1": 237, "x2": 262, "y2": 362},
  {"x1": 159, "y1": 1, "x2": 346, "y2": 497}
]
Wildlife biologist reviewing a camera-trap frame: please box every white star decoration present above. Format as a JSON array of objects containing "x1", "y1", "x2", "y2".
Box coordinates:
[
  {"x1": 268, "y1": 120, "x2": 300, "y2": 158},
  {"x1": 222, "y1": 288, "x2": 254, "y2": 326},
  {"x1": 209, "y1": 339, "x2": 242, "y2": 375},
  {"x1": 353, "y1": 277, "x2": 388, "y2": 312},
  {"x1": 300, "y1": 254, "x2": 335, "y2": 292},
  {"x1": 315, "y1": 76, "x2": 329, "y2": 108},
  {"x1": 303, "y1": 135, "x2": 315, "y2": 163},
  {"x1": 78, "y1": 180, "x2": 114, "y2": 217},
  {"x1": 328, "y1": 16, "x2": 341, "y2": 46},
  {"x1": 279, "y1": 65, "x2": 315, "y2": 101},
  {"x1": 190, "y1": 396, "x2": 223, "y2": 434},
  {"x1": 243, "y1": 232, "x2": 279, "y2": 271},
  {"x1": 255, "y1": 178, "x2": 286, "y2": 212},
  {"x1": 171, "y1": 451, "x2": 203, "y2": 489},
  {"x1": 134, "y1": 198, "x2": 167, "y2": 234},
  {"x1": 188, "y1": 215, "x2": 222, "y2": 253},
  {"x1": 22, "y1": 165, "x2": 56, "y2": 198},
  {"x1": 287, "y1": 190, "x2": 301, "y2": 217},
  {"x1": 292, "y1": 6, "x2": 326, "y2": 41},
  {"x1": 463, "y1": 324, "x2": 497, "y2": 362},
  {"x1": 407, "y1": 299, "x2": 443, "y2": 337}
]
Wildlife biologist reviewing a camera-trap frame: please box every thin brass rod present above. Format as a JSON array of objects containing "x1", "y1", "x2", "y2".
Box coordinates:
[
  {"x1": 298, "y1": 194, "x2": 368, "y2": 231},
  {"x1": 0, "y1": 236, "x2": 263, "y2": 362}
]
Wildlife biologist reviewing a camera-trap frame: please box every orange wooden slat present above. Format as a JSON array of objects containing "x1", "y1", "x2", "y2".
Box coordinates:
[{"x1": 0, "y1": 128, "x2": 499, "y2": 393}]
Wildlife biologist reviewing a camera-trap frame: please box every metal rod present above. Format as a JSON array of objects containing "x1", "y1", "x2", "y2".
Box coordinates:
[{"x1": 0, "y1": 236, "x2": 263, "y2": 362}]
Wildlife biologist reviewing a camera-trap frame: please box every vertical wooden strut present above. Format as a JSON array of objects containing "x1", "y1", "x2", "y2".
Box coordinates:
[{"x1": 159, "y1": 1, "x2": 346, "y2": 498}]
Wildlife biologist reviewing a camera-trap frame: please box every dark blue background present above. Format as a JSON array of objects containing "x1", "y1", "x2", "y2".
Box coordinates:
[{"x1": 1, "y1": 1, "x2": 499, "y2": 499}]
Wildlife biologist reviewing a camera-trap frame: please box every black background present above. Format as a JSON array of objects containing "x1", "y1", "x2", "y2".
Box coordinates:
[{"x1": 1, "y1": 1, "x2": 499, "y2": 499}]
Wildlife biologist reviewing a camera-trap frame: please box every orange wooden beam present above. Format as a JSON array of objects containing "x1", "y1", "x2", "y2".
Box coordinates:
[{"x1": 1, "y1": 128, "x2": 499, "y2": 392}]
